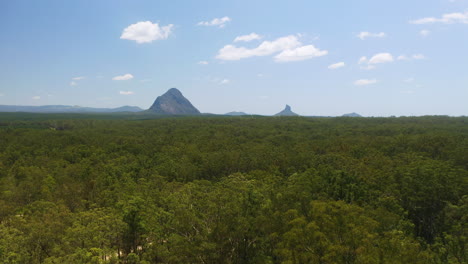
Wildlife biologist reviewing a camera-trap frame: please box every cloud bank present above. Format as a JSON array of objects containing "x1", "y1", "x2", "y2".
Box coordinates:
[{"x1": 217, "y1": 35, "x2": 327, "y2": 62}]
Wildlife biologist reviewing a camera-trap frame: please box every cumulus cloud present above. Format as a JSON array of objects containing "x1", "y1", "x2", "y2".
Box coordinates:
[
  {"x1": 420, "y1": 29, "x2": 431, "y2": 36},
  {"x1": 198, "y1": 16, "x2": 231, "y2": 28},
  {"x1": 70, "y1": 81, "x2": 78, "y2": 86},
  {"x1": 234, "y1": 33, "x2": 262, "y2": 42},
  {"x1": 198, "y1": 61, "x2": 209, "y2": 65},
  {"x1": 368, "y1": 53, "x2": 394, "y2": 64},
  {"x1": 358, "y1": 53, "x2": 393, "y2": 69},
  {"x1": 119, "y1": 91, "x2": 134, "y2": 95},
  {"x1": 217, "y1": 35, "x2": 301, "y2": 60},
  {"x1": 217, "y1": 35, "x2": 327, "y2": 62},
  {"x1": 357, "y1": 32, "x2": 386, "y2": 40},
  {"x1": 328, "y1": 62, "x2": 345, "y2": 70},
  {"x1": 274, "y1": 45, "x2": 328, "y2": 62},
  {"x1": 32, "y1": 96, "x2": 41, "y2": 100},
  {"x1": 410, "y1": 11, "x2": 468, "y2": 24},
  {"x1": 354, "y1": 79, "x2": 378, "y2": 86},
  {"x1": 120, "y1": 21, "x2": 173, "y2": 43},
  {"x1": 112, "y1": 74, "x2": 134, "y2": 81}
]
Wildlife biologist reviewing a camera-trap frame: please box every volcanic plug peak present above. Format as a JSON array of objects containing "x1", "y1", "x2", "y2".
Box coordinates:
[{"x1": 149, "y1": 88, "x2": 200, "y2": 115}]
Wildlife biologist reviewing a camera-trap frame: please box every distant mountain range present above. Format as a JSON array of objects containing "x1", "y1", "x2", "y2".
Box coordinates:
[
  {"x1": 0, "y1": 88, "x2": 362, "y2": 117},
  {"x1": 0, "y1": 105, "x2": 142, "y2": 113}
]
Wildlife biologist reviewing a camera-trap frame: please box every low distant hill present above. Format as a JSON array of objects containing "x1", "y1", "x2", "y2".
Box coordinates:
[
  {"x1": 275, "y1": 105, "x2": 299, "y2": 116},
  {"x1": 148, "y1": 88, "x2": 200, "y2": 115},
  {"x1": 225, "y1": 111, "x2": 249, "y2": 116},
  {"x1": 342, "y1": 112, "x2": 362, "y2": 117},
  {"x1": 0, "y1": 105, "x2": 142, "y2": 113}
]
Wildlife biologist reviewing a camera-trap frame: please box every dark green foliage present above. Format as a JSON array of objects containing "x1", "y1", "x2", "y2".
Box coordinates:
[{"x1": 0, "y1": 115, "x2": 466, "y2": 263}]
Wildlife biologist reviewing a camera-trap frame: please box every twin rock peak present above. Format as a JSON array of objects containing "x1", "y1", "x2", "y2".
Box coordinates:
[{"x1": 148, "y1": 88, "x2": 296, "y2": 116}]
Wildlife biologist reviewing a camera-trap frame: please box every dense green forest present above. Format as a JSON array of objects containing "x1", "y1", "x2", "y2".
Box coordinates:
[{"x1": 0, "y1": 114, "x2": 466, "y2": 263}]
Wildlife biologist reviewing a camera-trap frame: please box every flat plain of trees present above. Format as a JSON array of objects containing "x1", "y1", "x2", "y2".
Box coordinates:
[{"x1": 0, "y1": 114, "x2": 466, "y2": 263}]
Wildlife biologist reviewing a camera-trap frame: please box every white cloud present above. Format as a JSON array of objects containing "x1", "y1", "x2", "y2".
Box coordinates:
[
  {"x1": 358, "y1": 53, "x2": 393, "y2": 70},
  {"x1": 359, "y1": 52, "x2": 423, "y2": 69},
  {"x1": 328, "y1": 62, "x2": 345, "y2": 70},
  {"x1": 404, "y1": 78, "x2": 415, "y2": 83},
  {"x1": 198, "y1": 16, "x2": 231, "y2": 28},
  {"x1": 120, "y1": 21, "x2": 173, "y2": 44},
  {"x1": 72, "y1": 76, "x2": 85, "y2": 80},
  {"x1": 217, "y1": 35, "x2": 327, "y2": 62},
  {"x1": 354, "y1": 79, "x2": 378, "y2": 86},
  {"x1": 198, "y1": 61, "x2": 209, "y2": 65},
  {"x1": 32, "y1": 96, "x2": 41, "y2": 100},
  {"x1": 398, "y1": 54, "x2": 425, "y2": 61},
  {"x1": 217, "y1": 35, "x2": 301, "y2": 60},
  {"x1": 358, "y1": 56, "x2": 368, "y2": 64},
  {"x1": 397, "y1": 55, "x2": 409, "y2": 61},
  {"x1": 70, "y1": 81, "x2": 78, "y2": 86},
  {"x1": 368, "y1": 53, "x2": 394, "y2": 64},
  {"x1": 112, "y1": 74, "x2": 134, "y2": 81},
  {"x1": 357, "y1": 31, "x2": 386, "y2": 40},
  {"x1": 220, "y1": 79, "x2": 230, "y2": 85},
  {"x1": 119, "y1": 91, "x2": 134, "y2": 95},
  {"x1": 420, "y1": 29, "x2": 431, "y2": 37},
  {"x1": 274, "y1": 45, "x2": 328, "y2": 62},
  {"x1": 234, "y1": 33, "x2": 262, "y2": 42},
  {"x1": 410, "y1": 11, "x2": 468, "y2": 24}
]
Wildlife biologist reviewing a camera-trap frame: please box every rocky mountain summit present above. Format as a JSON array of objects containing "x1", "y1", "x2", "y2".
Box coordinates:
[
  {"x1": 275, "y1": 105, "x2": 299, "y2": 116},
  {"x1": 148, "y1": 88, "x2": 200, "y2": 115}
]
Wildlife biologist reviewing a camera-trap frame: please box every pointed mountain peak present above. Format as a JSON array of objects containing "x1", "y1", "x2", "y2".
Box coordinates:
[
  {"x1": 148, "y1": 88, "x2": 200, "y2": 115},
  {"x1": 166, "y1": 88, "x2": 183, "y2": 96},
  {"x1": 275, "y1": 104, "x2": 299, "y2": 116}
]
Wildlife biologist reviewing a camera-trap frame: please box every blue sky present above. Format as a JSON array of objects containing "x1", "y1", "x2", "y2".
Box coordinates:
[{"x1": 1, "y1": 0, "x2": 467, "y2": 116}]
